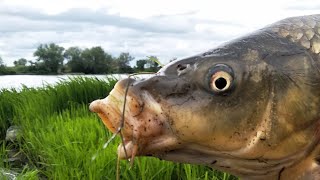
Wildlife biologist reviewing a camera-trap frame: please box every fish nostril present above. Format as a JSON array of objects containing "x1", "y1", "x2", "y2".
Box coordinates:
[
  {"x1": 177, "y1": 64, "x2": 187, "y2": 71},
  {"x1": 176, "y1": 64, "x2": 191, "y2": 76}
]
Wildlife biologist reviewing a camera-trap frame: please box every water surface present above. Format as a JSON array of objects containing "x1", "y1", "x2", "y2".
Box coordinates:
[{"x1": 0, "y1": 74, "x2": 123, "y2": 89}]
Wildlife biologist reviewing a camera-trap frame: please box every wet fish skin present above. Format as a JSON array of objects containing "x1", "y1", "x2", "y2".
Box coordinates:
[{"x1": 90, "y1": 14, "x2": 320, "y2": 179}]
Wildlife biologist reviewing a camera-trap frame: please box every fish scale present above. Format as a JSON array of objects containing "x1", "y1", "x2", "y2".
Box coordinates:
[{"x1": 269, "y1": 14, "x2": 320, "y2": 53}]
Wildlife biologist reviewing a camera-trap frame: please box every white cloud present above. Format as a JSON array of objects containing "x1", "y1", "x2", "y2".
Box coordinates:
[{"x1": 0, "y1": 0, "x2": 319, "y2": 66}]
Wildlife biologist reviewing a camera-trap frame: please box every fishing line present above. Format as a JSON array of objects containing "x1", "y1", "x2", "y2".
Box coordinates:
[
  {"x1": 92, "y1": 72, "x2": 157, "y2": 179},
  {"x1": 116, "y1": 72, "x2": 156, "y2": 178}
]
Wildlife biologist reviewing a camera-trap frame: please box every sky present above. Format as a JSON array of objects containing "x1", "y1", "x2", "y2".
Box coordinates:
[{"x1": 0, "y1": 0, "x2": 319, "y2": 66}]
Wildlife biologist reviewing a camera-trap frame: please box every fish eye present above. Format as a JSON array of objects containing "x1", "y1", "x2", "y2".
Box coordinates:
[
  {"x1": 207, "y1": 64, "x2": 234, "y2": 93},
  {"x1": 210, "y1": 71, "x2": 233, "y2": 92}
]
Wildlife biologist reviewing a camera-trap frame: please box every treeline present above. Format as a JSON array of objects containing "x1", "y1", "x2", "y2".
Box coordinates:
[{"x1": 0, "y1": 43, "x2": 164, "y2": 75}]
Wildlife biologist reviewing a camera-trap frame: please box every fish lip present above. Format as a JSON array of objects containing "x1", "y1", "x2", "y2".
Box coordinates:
[
  {"x1": 90, "y1": 85, "x2": 180, "y2": 160},
  {"x1": 117, "y1": 135, "x2": 181, "y2": 159},
  {"x1": 89, "y1": 99, "x2": 118, "y2": 133}
]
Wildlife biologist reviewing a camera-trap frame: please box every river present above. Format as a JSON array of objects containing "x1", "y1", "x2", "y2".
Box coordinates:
[{"x1": 0, "y1": 74, "x2": 126, "y2": 89}]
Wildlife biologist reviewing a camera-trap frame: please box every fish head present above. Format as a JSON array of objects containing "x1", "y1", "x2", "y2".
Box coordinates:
[
  {"x1": 91, "y1": 51, "x2": 303, "y2": 153},
  {"x1": 89, "y1": 16, "x2": 320, "y2": 178}
]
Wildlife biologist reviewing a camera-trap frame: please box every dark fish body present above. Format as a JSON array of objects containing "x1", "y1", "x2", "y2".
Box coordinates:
[{"x1": 90, "y1": 15, "x2": 320, "y2": 179}]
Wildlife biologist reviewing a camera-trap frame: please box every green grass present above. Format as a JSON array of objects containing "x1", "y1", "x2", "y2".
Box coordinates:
[{"x1": 0, "y1": 76, "x2": 237, "y2": 180}]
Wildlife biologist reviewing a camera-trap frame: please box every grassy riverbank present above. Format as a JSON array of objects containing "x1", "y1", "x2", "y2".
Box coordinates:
[{"x1": 0, "y1": 77, "x2": 237, "y2": 179}]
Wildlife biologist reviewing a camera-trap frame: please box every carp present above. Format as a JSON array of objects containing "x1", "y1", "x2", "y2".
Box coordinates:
[{"x1": 90, "y1": 14, "x2": 320, "y2": 179}]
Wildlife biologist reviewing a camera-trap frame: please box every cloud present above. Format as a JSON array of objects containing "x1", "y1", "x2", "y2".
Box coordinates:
[
  {"x1": 0, "y1": 5, "x2": 254, "y2": 66},
  {"x1": 0, "y1": 8, "x2": 191, "y2": 34},
  {"x1": 0, "y1": 16, "x2": 82, "y2": 33},
  {"x1": 0, "y1": 7, "x2": 244, "y2": 34},
  {"x1": 284, "y1": 0, "x2": 320, "y2": 11}
]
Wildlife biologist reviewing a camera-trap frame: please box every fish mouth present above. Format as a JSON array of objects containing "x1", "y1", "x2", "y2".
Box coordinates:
[
  {"x1": 117, "y1": 135, "x2": 180, "y2": 160},
  {"x1": 89, "y1": 80, "x2": 180, "y2": 160}
]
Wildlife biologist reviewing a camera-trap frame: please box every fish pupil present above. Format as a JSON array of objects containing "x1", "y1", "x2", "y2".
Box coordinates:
[{"x1": 215, "y1": 77, "x2": 227, "y2": 90}]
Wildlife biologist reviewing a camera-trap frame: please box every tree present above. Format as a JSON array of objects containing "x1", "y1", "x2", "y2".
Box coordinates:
[
  {"x1": 34, "y1": 43, "x2": 65, "y2": 74},
  {"x1": 0, "y1": 56, "x2": 3, "y2": 66},
  {"x1": 115, "y1": 52, "x2": 134, "y2": 73},
  {"x1": 146, "y1": 56, "x2": 161, "y2": 72},
  {"x1": 64, "y1": 47, "x2": 85, "y2": 73},
  {"x1": 0, "y1": 56, "x2": 14, "y2": 75},
  {"x1": 13, "y1": 58, "x2": 27, "y2": 66},
  {"x1": 81, "y1": 47, "x2": 112, "y2": 74},
  {"x1": 136, "y1": 59, "x2": 147, "y2": 72},
  {"x1": 0, "y1": 56, "x2": 5, "y2": 74}
]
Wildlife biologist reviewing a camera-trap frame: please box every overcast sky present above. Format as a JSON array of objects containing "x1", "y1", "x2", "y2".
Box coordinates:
[{"x1": 0, "y1": 0, "x2": 319, "y2": 66}]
